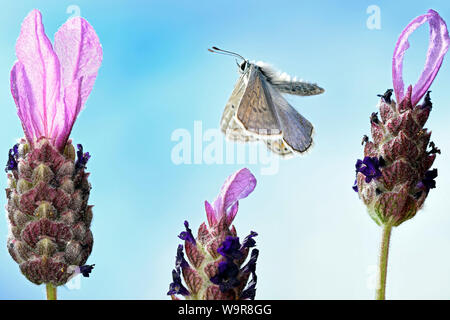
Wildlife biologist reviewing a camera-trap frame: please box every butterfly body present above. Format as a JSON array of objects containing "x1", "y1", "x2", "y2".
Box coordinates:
[{"x1": 220, "y1": 58, "x2": 324, "y2": 157}]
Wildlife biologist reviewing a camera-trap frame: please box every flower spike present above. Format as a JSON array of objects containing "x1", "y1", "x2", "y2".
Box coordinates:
[
  {"x1": 6, "y1": 10, "x2": 101, "y2": 299},
  {"x1": 354, "y1": 10, "x2": 449, "y2": 300},
  {"x1": 168, "y1": 169, "x2": 259, "y2": 300}
]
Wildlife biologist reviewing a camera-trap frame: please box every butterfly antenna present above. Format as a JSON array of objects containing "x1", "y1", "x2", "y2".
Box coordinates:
[{"x1": 208, "y1": 46, "x2": 246, "y2": 61}]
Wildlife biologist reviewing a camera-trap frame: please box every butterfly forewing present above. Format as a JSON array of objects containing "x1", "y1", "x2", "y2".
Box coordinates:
[
  {"x1": 236, "y1": 65, "x2": 282, "y2": 137},
  {"x1": 220, "y1": 71, "x2": 256, "y2": 142}
]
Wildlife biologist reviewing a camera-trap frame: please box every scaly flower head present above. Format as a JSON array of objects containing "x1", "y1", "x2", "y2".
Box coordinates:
[
  {"x1": 6, "y1": 9, "x2": 102, "y2": 290},
  {"x1": 354, "y1": 10, "x2": 449, "y2": 226},
  {"x1": 168, "y1": 168, "x2": 259, "y2": 300}
]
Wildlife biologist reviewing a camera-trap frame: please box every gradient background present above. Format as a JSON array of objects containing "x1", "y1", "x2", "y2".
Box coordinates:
[{"x1": 0, "y1": 0, "x2": 450, "y2": 300}]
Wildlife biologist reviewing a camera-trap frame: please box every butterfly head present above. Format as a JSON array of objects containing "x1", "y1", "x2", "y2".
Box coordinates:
[
  {"x1": 238, "y1": 60, "x2": 252, "y2": 74},
  {"x1": 208, "y1": 46, "x2": 249, "y2": 73}
]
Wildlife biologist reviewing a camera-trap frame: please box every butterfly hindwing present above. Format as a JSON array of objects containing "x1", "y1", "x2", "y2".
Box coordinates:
[
  {"x1": 266, "y1": 83, "x2": 314, "y2": 153},
  {"x1": 265, "y1": 139, "x2": 294, "y2": 157},
  {"x1": 271, "y1": 81, "x2": 324, "y2": 96},
  {"x1": 256, "y1": 61, "x2": 324, "y2": 96}
]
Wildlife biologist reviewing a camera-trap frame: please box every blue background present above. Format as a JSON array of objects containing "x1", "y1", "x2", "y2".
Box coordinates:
[{"x1": 0, "y1": 0, "x2": 450, "y2": 299}]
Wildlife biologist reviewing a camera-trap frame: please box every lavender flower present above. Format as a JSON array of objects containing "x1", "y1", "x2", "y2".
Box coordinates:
[
  {"x1": 168, "y1": 168, "x2": 259, "y2": 300},
  {"x1": 355, "y1": 9, "x2": 449, "y2": 227},
  {"x1": 6, "y1": 10, "x2": 102, "y2": 299},
  {"x1": 353, "y1": 10, "x2": 449, "y2": 300}
]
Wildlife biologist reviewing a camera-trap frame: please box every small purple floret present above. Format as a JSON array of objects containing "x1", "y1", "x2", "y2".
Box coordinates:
[
  {"x1": 210, "y1": 260, "x2": 241, "y2": 292},
  {"x1": 212, "y1": 236, "x2": 259, "y2": 294},
  {"x1": 167, "y1": 267, "x2": 190, "y2": 296},
  {"x1": 178, "y1": 220, "x2": 196, "y2": 244},
  {"x1": 419, "y1": 91, "x2": 433, "y2": 109},
  {"x1": 217, "y1": 236, "x2": 243, "y2": 260},
  {"x1": 417, "y1": 169, "x2": 438, "y2": 194},
  {"x1": 240, "y1": 249, "x2": 259, "y2": 300},
  {"x1": 176, "y1": 244, "x2": 189, "y2": 269},
  {"x1": 353, "y1": 157, "x2": 382, "y2": 192},
  {"x1": 370, "y1": 112, "x2": 380, "y2": 124},
  {"x1": 356, "y1": 156, "x2": 382, "y2": 183},
  {"x1": 78, "y1": 264, "x2": 95, "y2": 277},
  {"x1": 5, "y1": 144, "x2": 19, "y2": 172},
  {"x1": 167, "y1": 245, "x2": 190, "y2": 296},
  {"x1": 352, "y1": 179, "x2": 358, "y2": 192},
  {"x1": 377, "y1": 89, "x2": 394, "y2": 104},
  {"x1": 242, "y1": 249, "x2": 259, "y2": 274},
  {"x1": 75, "y1": 144, "x2": 91, "y2": 171},
  {"x1": 240, "y1": 276, "x2": 257, "y2": 300},
  {"x1": 241, "y1": 231, "x2": 258, "y2": 249}
]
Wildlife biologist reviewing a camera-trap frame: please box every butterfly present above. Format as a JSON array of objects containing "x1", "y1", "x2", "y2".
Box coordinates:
[{"x1": 209, "y1": 47, "x2": 324, "y2": 157}]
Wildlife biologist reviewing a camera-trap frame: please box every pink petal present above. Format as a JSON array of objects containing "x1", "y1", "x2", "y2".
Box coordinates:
[
  {"x1": 13, "y1": 9, "x2": 61, "y2": 145},
  {"x1": 11, "y1": 62, "x2": 38, "y2": 147},
  {"x1": 213, "y1": 168, "x2": 257, "y2": 225},
  {"x1": 53, "y1": 16, "x2": 102, "y2": 150},
  {"x1": 54, "y1": 17, "x2": 102, "y2": 109},
  {"x1": 55, "y1": 82, "x2": 79, "y2": 150},
  {"x1": 10, "y1": 10, "x2": 102, "y2": 151},
  {"x1": 205, "y1": 200, "x2": 216, "y2": 227},
  {"x1": 392, "y1": 9, "x2": 450, "y2": 106},
  {"x1": 226, "y1": 202, "x2": 239, "y2": 226}
]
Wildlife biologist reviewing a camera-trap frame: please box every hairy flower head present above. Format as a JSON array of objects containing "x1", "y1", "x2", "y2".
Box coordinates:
[
  {"x1": 354, "y1": 10, "x2": 449, "y2": 226},
  {"x1": 168, "y1": 168, "x2": 259, "y2": 300}
]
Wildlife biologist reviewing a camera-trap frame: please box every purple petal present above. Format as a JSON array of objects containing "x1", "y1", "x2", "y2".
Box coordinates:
[
  {"x1": 393, "y1": 9, "x2": 450, "y2": 106},
  {"x1": 53, "y1": 17, "x2": 102, "y2": 150},
  {"x1": 213, "y1": 168, "x2": 257, "y2": 226},
  {"x1": 205, "y1": 200, "x2": 216, "y2": 226},
  {"x1": 10, "y1": 10, "x2": 102, "y2": 151},
  {"x1": 227, "y1": 202, "x2": 239, "y2": 226},
  {"x1": 12, "y1": 9, "x2": 61, "y2": 147},
  {"x1": 178, "y1": 220, "x2": 196, "y2": 245},
  {"x1": 352, "y1": 181, "x2": 358, "y2": 193},
  {"x1": 355, "y1": 159, "x2": 363, "y2": 171},
  {"x1": 54, "y1": 17, "x2": 103, "y2": 104},
  {"x1": 241, "y1": 231, "x2": 258, "y2": 249},
  {"x1": 10, "y1": 62, "x2": 39, "y2": 146}
]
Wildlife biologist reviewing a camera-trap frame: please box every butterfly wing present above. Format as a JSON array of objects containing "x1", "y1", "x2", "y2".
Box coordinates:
[
  {"x1": 220, "y1": 64, "x2": 313, "y2": 156},
  {"x1": 271, "y1": 80, "x2": 324, "y2": 96},
  {"x1": 265, "y1": 139, "x2": 295, "y2": 157},
  {"x1": 220, "y1": 71, "x2": 256, "y2": 142},
  {"x1": 256, "y1": 62, "x2": 324, "y2": 96},
  {"x1": 266, "y1": 82, "x2": 314, "y2": 154},
  {"x1": 235, "y1": 65, "x2": 282, "y2": 137}
]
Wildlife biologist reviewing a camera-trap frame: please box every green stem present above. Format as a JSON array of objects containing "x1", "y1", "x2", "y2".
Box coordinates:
[
  {"x1": 46, "y1": 283, "x2": 57, "y2": 300},
  {"x1": 376, "y1": 223, "x2": 393, "y2": 300}
]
